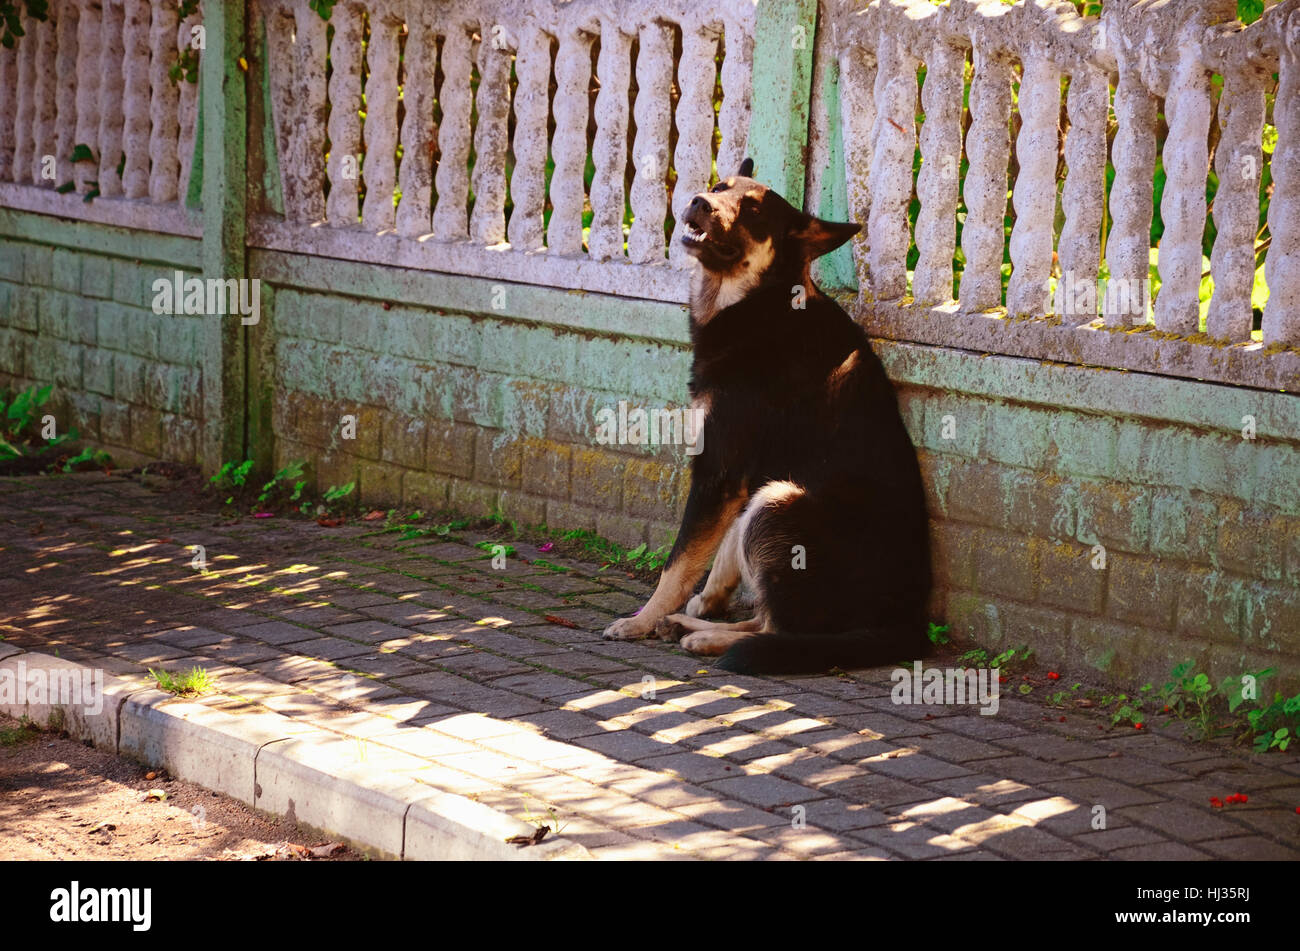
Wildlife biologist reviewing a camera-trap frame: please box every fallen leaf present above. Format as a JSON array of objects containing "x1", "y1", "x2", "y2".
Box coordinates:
[
  {"x1": 88, "y1": 820, "x2": 117, "y2": 835},
  {"x1": 145, "y1": 771, "x2": 157, "y2": 780},
  {"x1": 252, "y1": 511, "x2": 274, "y2": 519},
  {"x1": 316, "y1": 516, "x2": 346, "y2": 527},
  {"x1": 362, "y1": 510, "x2": 386, "y2": 521},
  {"x1": 144, "y1": 789, "x2": 167, "y2": 802},
  {"x1": 309, "y1": 842, "x2": 347, "y2": 858},
  {"x1": 544, "y1": 614, "x2": 579, "y2": 629}
]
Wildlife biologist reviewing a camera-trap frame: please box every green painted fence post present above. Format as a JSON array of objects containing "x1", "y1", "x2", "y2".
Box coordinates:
[
  {"x1": 199, "y1": 0, "x2": 250, "y2": 476},
  {"x1": 811, "y1": 51, "x2": 857, "y2": 292},
  {"x1": 746, "y1": 0, "x2": 820, "y2": 204},
  {"x1": 747, "y1": 0, "x2": 855, "y2": 290}
]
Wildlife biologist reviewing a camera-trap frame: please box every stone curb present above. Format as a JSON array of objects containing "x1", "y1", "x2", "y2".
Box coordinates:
[{"x1": 0, "y1": 651, "x2": 590, "y2": 861}]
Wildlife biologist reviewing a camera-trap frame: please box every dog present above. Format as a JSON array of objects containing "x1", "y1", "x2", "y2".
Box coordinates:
[{"x1": 601, "y1": 158, "x2": 932, "y2": 675}]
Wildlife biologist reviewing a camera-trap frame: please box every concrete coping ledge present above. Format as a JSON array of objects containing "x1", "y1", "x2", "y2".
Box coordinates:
[{"x1": 0, "y1": 651, "x2": 591, "y2": 861}]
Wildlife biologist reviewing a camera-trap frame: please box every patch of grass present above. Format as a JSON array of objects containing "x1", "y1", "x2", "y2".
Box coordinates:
[
  {"x1": 149, "y1": 666, "x2": 214, "y2": 697},
  {"x1": 0, "y1": 716, "x2": 39, "y2": 746}
]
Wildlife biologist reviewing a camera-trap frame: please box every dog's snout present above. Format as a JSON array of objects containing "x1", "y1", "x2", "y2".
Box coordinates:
[{"x1": 686, "y1": 194, "x2": 711, "y2": 220}]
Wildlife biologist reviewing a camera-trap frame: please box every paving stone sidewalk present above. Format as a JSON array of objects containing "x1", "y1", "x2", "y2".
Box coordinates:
[{"x1": 2, "y1": 471, "x2": 1298, "y2": 860}]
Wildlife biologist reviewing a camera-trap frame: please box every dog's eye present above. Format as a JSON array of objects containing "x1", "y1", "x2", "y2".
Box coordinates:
[{"x1": 710, "y1": 181, "x2": 728, "y2": 193}]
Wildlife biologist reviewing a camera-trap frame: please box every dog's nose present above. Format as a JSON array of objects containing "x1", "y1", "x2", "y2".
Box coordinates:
[{"x1": 687, "y1": 194, "x2": 710, "y2": 217}]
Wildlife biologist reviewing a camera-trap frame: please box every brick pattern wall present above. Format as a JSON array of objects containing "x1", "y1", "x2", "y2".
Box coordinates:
[
  {"x1": 901, "y1": 388, "x2": 1300, "y2": 691},
  {"x1": 271, "y1": 284, "x2": 1299, "y2": 690},
  {"x1": 0, "y1": 237, "x2": 204, "y2": 465},
  {"x1": 271, "y1": 287, "x2": 693, "y2": 549}
]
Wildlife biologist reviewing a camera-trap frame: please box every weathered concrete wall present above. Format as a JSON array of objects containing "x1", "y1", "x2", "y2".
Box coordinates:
[
  {"x1": 883, "y1": 341, "x2": 1300, "y2": 693},
  {"x1": 260, "y1": 251, "x2": 695, "y2": 551},
  {"x1": 0, "y1": 218, "x2": 205, "y2": 466},
  {"x1": 257, "y1": 251, "x2": 1300, "y2": 692}
]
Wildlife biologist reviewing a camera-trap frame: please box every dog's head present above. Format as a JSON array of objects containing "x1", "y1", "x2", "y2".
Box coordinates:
[{"x1": 681, "y1": 158, "x2": 860, "y2": 319}]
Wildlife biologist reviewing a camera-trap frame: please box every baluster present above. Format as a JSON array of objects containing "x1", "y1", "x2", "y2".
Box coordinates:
[
  {"x1": 1153, "y1": 38, "x2": 1212, "y2": 332},
  {"x1": 1104, "y1": 60, "x2": 1157, "y2": 326},
  {"x1": 176, "y1": 2, "x2": 201, "y2": 202},
  {"x1": 469, "y1": 15, "x2": 512, "y2": 245},
  {"x1": 1007, "y1": 52, "x2": 1060, "y2": 316},
  {"x1": 548, "y1": 26, "x2": 593, "y2": 254},
  {"x1": 913, "y1": 37, "x2": 963, "y2": 306},
  {"x1": 869, "y1": 31, "x2": 917, "y2": 301},
  {"x1": 839, "y1": 44, "x2": 876, "y2": 292},
  {"x1": 959, "y1": 43, "x2": 1012, "y2": 310},
  {"x1": 361, "y1": 3, "x2": 401, "y2": 231},
  {"x1": 325, "y1": 1, "x2": 362, "y2": 226},
  {"x1": 717, "y1": 19, "x2": 753, "y2": 178},
  {"x1": 1206, "y1": 74, "x2": 1265, "y2": 341},
  {"x1": 670, "y1": 28, "x2": 718, "y2": 265},
  {"x1": 1056, "y1": 66, "x2": 1107, "y2": 322},
  {"x1": 148, "y1": 0, "x2": 179, "y2": 202},
  {"x1": 31, "y1": 12, "x2": 56, "y2": 185},
  {"x1": 1264, "y1": 30, "x2": 1300, "y2": 345},
  {"x1": 293, "y1": 3, "x2": 328, "y2": 221},
  {"x1": 588, "y1": 20, "x2": 632, "y2": 261},
  {"x1": 98, "y1": 0, "x2": 126, "y2": 197},
  {"x1": 13, "y1": 11, "x2": 36, "y2": 183},
  {"x1": 507, "y1": 28, "x2": 550, "y2": 251},
  {"x1": 628, "y1": 20, "x2": 671, "y2": 263},
  {"x1": 54, "y1": 0, "x2": 79, "y2": 191},
  {"x1": 121, "y1": 0, "x2": 152, "y2": 199},
  {"x1": 431, "y1": 25, "x2": 472, "y2": 241},
  {"x1": 0, "y1": 44, "x2": 14, "y2": 181},
  {"x1": 396, "y1": 5, "x2": 437, "y2": 238}
]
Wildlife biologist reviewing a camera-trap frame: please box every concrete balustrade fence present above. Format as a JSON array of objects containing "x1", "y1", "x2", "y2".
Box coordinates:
[
  {"x1": 0, "y1": 0, "x2": 203, "y2": 236},
  {"x1": 0, "y1": 0, "x2": 1297, "y2": 689},
  {"x1": 812, "y1": 0, "x2": 1300, "y2": 389},
  {"x1": 255, "y1": 0, "x2": 756, "y2": 302}
]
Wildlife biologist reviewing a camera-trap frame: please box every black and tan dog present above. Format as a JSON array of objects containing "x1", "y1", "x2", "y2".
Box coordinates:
[{"x1": 601, "y1": 158, "x2": 931, "y2": 675}]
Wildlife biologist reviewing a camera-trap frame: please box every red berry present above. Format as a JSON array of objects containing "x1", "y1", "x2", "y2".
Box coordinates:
[
  {"x1": 1210, "y1": 797, "x2": 1223, "y2": 808},
  {"x1": 1134, "y1": 722, "x2": 1143, "y2": 729},
  {"x1": 1059, "y1": 716, "x2": 1066, "y2": 722},
  {"x1": 1047, "y1": 671, "x2": 1060, "y2": 680},
  {"x1": 1238, "y1": 794, "x2": 1248, "y2": 804}
]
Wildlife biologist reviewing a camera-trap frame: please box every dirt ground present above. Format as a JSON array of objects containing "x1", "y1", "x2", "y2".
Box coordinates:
[{"x1": 0, "y1": 713, "x2": 365, "y2": 861}]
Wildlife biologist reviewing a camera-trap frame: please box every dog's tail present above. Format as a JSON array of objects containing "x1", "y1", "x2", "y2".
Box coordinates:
[{"x1": 715, "y1": 628, "x2": 923, "y2": 676}]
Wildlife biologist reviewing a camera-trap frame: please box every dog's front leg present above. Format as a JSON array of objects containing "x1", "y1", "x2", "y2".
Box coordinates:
[{"x1": 602, "y1": 478, "x2": 745, "y2": 640}]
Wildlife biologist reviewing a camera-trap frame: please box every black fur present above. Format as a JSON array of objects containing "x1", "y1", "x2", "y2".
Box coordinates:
[{"x1": 672, "y1": 164, "x2": 932, "y2": 675}]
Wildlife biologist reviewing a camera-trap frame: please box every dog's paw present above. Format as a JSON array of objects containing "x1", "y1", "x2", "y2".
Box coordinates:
[
  {"x1": 684, "y1": 594, "x2": 711, "y2": 619},
  {"x1": 680, "y1": 630, "x2": 727, "y2": 656},
  {"x1": 603, "y1": 615, "x2": 653, "y2": 640},
  {"x1": 654, "y1": 615, "x2": 691, "y2": 642}
]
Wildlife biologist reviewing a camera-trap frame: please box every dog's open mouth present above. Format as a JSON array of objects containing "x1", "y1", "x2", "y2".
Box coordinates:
[{"x1": 681, "y1": 222, "x2": 740, "y2": 261}]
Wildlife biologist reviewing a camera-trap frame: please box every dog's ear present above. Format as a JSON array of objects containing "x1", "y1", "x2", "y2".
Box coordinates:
[
  {"x1": 790, "y1": 214, "x2": 861, "y2": 260},
  {"x1": 736, "y1": 157, "x2": 754, "y2": 178}
]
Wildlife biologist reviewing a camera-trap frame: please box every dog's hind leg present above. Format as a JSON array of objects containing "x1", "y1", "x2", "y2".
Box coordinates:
[
  {"x1": 655, "y1": 611, "x2": 765, "y2": 642},
  {"x1": 679, "y1": 626, "x2": 766, "y2": 656},
  {"x1": 685, "y1": 518, "x2": 745, "y2": 619}
]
